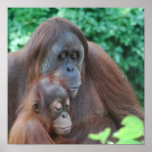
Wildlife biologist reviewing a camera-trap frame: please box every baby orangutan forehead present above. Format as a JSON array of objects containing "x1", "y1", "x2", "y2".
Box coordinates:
[{"x1": 45, "y1": 83, "x2": 68, "y2": 99}]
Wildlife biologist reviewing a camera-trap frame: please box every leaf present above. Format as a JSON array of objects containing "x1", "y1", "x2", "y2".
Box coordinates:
[
  {"x1": 88, "y1": 133, "x2": 100, "y2": 140},
  {"x1": 113, "y1": 115, "x2": 144, "y2": 140},
  {"x1": 99, "y1": 128, "x2": 111, "y2": 144},
  {"x1": 88, "y1": 128, "x2": 111, "y2": 144},
  {"x1": 107, "y1": 141, "x2": 114, "y2": 144},
  {"x1": 116, "y1": 139, "x2": 142, "y2": 144}
]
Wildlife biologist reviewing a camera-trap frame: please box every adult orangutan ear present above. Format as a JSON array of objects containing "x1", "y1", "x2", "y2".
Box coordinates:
[{"x1": 32, "y1": 101, "x2": 40, "y2": 113}]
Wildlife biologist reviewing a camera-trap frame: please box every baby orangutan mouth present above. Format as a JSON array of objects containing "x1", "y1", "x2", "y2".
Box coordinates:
[{"x1": 54, "y1": 126, "x2": 72, "y2": 136}]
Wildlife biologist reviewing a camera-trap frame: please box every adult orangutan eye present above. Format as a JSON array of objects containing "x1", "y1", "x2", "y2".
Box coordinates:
[
  {"x1": 32, "y1": 101, "x2": 40, "y2": 113},
  {"x1": 65, "y1": 98, "x2": 70, "y2": 109},
  {"x1": 71, "y1": 51, "x2": 79, "y2": 60},
  {"x1": 58, "y1": 51, "x2": 68, "y2": 61},
  {"x1": 65, "y1": 104, "x2": 70, "y2": 109}
]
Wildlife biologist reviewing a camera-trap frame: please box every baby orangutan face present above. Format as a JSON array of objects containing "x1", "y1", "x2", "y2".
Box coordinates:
[
  {"x1": 50, "y1": 98, "x2": 72, "y2": 135},
  {"x1": 31, "y1": 77, "x2": 72, "y2": 136}
]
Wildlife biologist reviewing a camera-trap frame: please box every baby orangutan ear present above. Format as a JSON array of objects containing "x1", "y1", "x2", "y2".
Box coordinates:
[{"x1": 32, "y1": 101, "x2": 40, "y2": 113}]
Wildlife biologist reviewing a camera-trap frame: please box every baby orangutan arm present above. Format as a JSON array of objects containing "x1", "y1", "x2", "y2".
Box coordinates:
[{"x1": 8, "y1": 113, "x2": 55, "y2": 144}]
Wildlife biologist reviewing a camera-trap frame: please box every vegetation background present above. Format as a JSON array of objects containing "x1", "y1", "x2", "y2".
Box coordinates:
[{"x1": 8, "y1": 8, "x2": 144, "y2": 107}]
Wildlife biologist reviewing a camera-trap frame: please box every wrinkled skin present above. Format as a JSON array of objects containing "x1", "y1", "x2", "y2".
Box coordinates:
[{"x1": 40, "y1": 32, "x2": 84, "y2": 97}]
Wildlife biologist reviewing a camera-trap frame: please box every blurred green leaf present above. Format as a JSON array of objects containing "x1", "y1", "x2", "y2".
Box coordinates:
[
  {"x1": 88, "y1": 128, "x2": 111, "y2": 144},
  {"x1": 113, "y1": 115, "x2": 144, "y2": 140},
  {"x1": 89, "y1": 115, "x2": 144, "y2": 144}
]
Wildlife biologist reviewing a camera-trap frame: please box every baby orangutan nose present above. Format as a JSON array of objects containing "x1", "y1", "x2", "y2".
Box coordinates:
[{"x1": 62, "y1": 112, "x2": 68, "y2": 118}]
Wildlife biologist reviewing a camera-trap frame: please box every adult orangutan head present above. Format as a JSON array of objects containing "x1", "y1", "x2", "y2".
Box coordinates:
[{"x1": 25, "y1": 17, "x2": 88, "y2": 97}]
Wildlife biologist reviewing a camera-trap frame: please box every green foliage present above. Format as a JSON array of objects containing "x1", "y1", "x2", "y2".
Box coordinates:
[
  {"x1": 88, "y1": 115, "x2": 144, "y2": 144},
  {"x1": 113, "y1": 115, "x2": 144, "y2": 140},
  {"x1": 88, "y1": 128, "x2": 111, "y2": 144},
  {"x1": 8, "y1": 8, "x2": 144, "y2": 106},
  {"x1": 8, "y1": 8, "x2": 58, "y2": 52}
]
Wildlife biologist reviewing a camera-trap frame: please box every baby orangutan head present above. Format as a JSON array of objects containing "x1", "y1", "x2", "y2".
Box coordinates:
[{"x1": 30, "y1": 77, "x2": 72, "y2": 136}]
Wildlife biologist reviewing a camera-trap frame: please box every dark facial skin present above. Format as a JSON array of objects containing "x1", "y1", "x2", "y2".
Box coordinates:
[
  {"x1": 40, "y1": 32, "x2": 84, "y2": 97},
  {"x1": 31, "y1": 78, "x2": 72, "y2": 136}
]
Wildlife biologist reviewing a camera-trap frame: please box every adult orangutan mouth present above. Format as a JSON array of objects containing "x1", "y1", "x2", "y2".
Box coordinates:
[
  {"x1": 70, "y1": 87, "x2": 79, "y2": 92},
  {"x1": 70, "y1": 87, "x2": 79, "y2": 97}
]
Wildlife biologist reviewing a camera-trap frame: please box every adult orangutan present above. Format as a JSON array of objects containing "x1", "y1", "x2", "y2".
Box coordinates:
[
  {"x1": 9, "y1": 76, "x2": 72, "y2": 144},
  {"x1": 8, "y1": 17, "x2": 144, "y2": 144}
]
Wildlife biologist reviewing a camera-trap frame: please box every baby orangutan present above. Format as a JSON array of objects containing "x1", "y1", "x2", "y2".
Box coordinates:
[{"x1": 8, "y1": 77, "x2": 72, "y2": 144}]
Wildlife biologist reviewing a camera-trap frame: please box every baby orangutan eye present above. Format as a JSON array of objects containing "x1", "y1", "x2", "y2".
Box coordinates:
[{"x1": 54, "y1": 101, "x2": 62, "y2": 112}]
